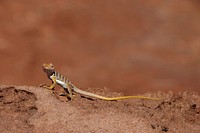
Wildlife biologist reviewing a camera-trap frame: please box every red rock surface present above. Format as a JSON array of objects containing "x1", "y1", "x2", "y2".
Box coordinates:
[
  {"x1": 0, "y1": 1, "x2": 200, "y2": 94},
  {"x1": 0, "y1": 85, "x2": 200, "y2": 132}
]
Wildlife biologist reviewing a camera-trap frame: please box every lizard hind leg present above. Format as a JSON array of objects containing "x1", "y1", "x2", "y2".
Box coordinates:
[
  {"x1": 65, "y1": 82, "x2": 74, "y2": 100},
  {"x1": 59, "y1": 92, "x2": 72, "y2": 100},
  {"x1": 61, "y1": 87, "x2": 74, "y2": 100}
]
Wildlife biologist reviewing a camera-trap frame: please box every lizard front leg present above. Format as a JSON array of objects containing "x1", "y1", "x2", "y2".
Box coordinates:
[{"x1": 40, "y1": 77, "x2": 57, "y2": 90}]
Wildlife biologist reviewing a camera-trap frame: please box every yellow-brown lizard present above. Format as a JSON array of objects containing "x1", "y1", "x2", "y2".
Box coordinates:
[{"x1": 40, "y1": 63, "x2": 159, "y2": 100}]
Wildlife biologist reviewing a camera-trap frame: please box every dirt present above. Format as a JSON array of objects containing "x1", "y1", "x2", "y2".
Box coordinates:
[
  {"x1": 0, "y1": 86, "x2": 37, "y2": 132},
  {"x1": 0, "y1": 85, "x2": 200, "y2": 133}
]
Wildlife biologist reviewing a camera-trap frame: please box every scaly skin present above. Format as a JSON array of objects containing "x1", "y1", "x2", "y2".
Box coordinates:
[{"x1": 41, "y1": 63, "x2": 160, "y2": 101}]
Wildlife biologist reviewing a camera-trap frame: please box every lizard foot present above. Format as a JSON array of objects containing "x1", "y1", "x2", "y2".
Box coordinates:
[
  {"x1": 39, "y1": 83, "x2": 46, "y2": 88},
  {"x1": 39, "y1": 84, "x2": 54, "y2": 90},
  {"x1": 59, "y1": 92, "x2": 67, "y2": 96}
]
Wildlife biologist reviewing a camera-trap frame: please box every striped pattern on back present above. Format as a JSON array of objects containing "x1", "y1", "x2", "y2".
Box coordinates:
[
  {"x1": 53, "y1": 71, "x2": 74, "y2": 87},
  {"x1": 54, "y1": 71, "x2": 67, "y2": 83}
]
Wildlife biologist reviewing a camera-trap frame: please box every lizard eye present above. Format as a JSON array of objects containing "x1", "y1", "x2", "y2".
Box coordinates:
[{"x1": 49, "y1": 63, "x2": 54, "y2": 68}]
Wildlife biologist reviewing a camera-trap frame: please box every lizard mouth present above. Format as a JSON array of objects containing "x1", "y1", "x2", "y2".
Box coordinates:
[{"x1": 42, "y1": 65, "x2": 47, "y2": 69}]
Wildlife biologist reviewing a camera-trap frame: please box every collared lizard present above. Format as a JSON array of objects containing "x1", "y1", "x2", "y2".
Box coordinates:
[{"x1": 40, "y1": 63, "x2": 159, "y2": 101}]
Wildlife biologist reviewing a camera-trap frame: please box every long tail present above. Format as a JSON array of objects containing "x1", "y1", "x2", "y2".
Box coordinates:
[{"x1": 72, "y1": 87, "x2": 159, "y2": 101}]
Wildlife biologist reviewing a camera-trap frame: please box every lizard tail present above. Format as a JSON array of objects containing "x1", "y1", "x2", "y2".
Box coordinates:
[{"x1": 72, "y1": 87, "x2": 159, "y2": 101}]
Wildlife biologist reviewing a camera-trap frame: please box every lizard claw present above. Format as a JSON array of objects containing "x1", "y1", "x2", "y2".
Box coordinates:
[
  {"x1": 39, "y1": 83, "x2": 46, "y2": 88},
  {"x1": 59, "y1": 93, "x2": 66, "y2": 96}
]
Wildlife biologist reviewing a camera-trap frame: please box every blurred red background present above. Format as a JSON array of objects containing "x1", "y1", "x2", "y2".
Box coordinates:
[{"x1": 0, "y1": 0, "x2": 200, "y2": 94}]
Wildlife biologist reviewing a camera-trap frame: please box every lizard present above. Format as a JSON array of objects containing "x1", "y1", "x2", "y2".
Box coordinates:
[{"x1": 40, "y1": 63, "x2": 160, "y2": 101}]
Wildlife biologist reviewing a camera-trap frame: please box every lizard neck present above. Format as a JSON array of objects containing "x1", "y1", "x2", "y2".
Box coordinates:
[{"x1": 45, "y1": 70, "x2": 55, "y2": 79}]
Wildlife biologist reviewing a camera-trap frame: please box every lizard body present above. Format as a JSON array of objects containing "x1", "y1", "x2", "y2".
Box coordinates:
[{"x1": 41, "y1": 63, "x2": 159, "y2": 101}]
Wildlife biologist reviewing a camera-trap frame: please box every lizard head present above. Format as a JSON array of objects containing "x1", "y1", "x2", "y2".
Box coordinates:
[{"x1": 42, "y1": 63, "x2": 55, "y2": 76}]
